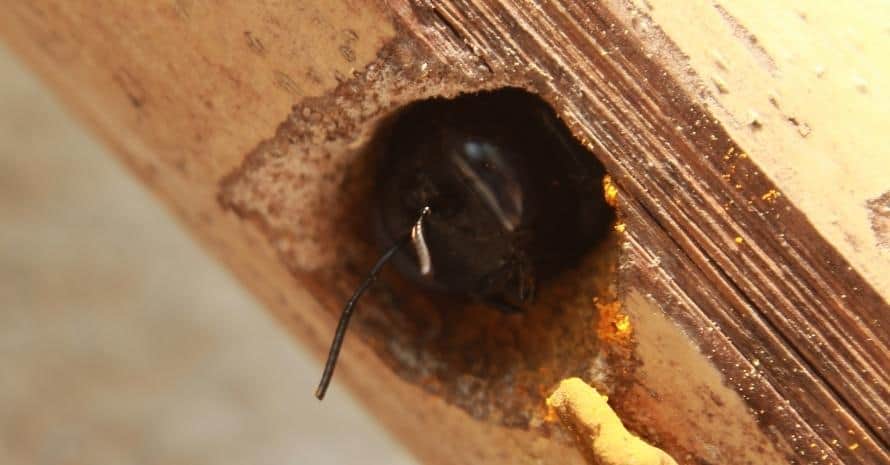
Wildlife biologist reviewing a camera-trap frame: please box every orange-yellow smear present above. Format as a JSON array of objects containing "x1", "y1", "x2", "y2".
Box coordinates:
[
  {"x1": 614, "y1": 314, "x2": 631, "y2": 333},
  {"x1": 734, "y1": 236, "x2": 744, "y2": 244},
  {"x1": 603, "y1": 175, "x2": 619, "y2": 207},
  {"x1": 544, "y1": 403, "x2": 560, "y2": 424},
  {"x1": 547, "y1": 378, "x2": 679, "y2": 465},
  {"x1": 596, "y1": 300, "x2": 633, "y2": 343},
  {"x1": 613, "y1": 222, "x2": 627, "y2": 233},
  {"x1": 761, "y1": 189, "x2": 782, "y2": 202}
]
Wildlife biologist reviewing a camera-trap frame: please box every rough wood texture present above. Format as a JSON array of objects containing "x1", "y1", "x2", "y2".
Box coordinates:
[{"x1": 3, "y1": 1, "x2": 887, "y2": 465}]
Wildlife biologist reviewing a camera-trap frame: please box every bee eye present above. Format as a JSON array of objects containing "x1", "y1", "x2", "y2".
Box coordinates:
[{"x1": 450, "y1": 138, "x2": 524, "y2": 232}]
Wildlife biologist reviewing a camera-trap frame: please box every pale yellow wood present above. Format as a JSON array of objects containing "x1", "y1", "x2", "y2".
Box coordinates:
[{"x1": 611, "y1": 0, "x2": 890, "y2": 300}]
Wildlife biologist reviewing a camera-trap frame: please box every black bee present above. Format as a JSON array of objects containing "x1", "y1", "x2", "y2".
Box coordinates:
[{"x1": 315, "y1": 89, "x2": 612, "y2": 399}]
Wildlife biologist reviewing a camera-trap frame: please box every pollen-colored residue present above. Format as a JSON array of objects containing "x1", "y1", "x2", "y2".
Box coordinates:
[
  {"x1": 761, "y1": 189, "x2": 782, "y2": 202},
  {"x1": 603, "y1": 175, "x2": 619, "y2": 207},
  {"x1": 547, "y1": 378, "x2": 679, "y2": 465},
  {"x1": 734, "y1": 236, "x2": 744, "y2": 244},
  {"x1": 544, "y1": 403, "x2": 560, "y2": 424},
  {"x1": 614, "y1": 314, "x2": 631, "y2": 334},
  {"x1": 613, "y1": 222, "x2": 627, "y2": 233},
  {"x1": 596, "y1": 300, "x2": 633, "y2": 342}
]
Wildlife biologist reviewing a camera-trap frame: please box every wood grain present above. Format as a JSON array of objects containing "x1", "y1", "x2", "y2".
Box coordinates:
[
  {"x1": 385, "y1": 3, "x2": 887, "y2": 462},
  {"x1": 3, "y1": 1, "x2": 887, "y2": 464},
  {"x1": 618, "y1": 0, "x2": 890, "y2": 301}
]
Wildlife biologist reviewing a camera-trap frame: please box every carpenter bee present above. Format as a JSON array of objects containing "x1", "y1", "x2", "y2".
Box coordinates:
[{"x1": 316, "y1": 89, "x2": 612, "y2": 399}]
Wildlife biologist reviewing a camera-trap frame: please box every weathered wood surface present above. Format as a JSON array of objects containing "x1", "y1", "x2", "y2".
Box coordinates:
[{"x1": 2, "y1": 1, "x2": 887, "y2": 464}]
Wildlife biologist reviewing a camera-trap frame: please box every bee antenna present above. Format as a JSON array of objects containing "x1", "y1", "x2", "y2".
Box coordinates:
[{"x1": 314, "y1": 235, "x2": 409, "y2": 400}]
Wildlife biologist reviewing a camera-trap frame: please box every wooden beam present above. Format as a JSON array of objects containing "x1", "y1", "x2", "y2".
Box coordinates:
[{"x1": 3, "y1": 2, "x2": 886, "y2": 464}]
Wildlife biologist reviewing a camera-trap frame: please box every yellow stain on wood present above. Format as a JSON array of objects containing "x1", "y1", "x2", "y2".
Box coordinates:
[
  {"x1": 602, "y1": 175, "x2": 619, "y2": 207},
  {"x1": 761, "y1": 189, "x2": 782, "y2": 202},
  {"x1": 595, "y1": 300, "x2": 633, "y2": 343},
  {"x1": 614, "y1": 314, "x2": 631, "y2": 334},
  {"x1": 547, "y1": 378, "x2": 678, "y2": 465}
]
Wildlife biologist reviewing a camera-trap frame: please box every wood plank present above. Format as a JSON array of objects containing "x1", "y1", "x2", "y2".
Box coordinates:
[
  {"x1": 384, "y1": 2, "x2": 888, "y2": 462},
  {"x1": 3, "y1": 1, "x2": 887, "y2": 464},
  {"x1": 616, "y1": 0, "x2": 890, "y2": 301}
]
